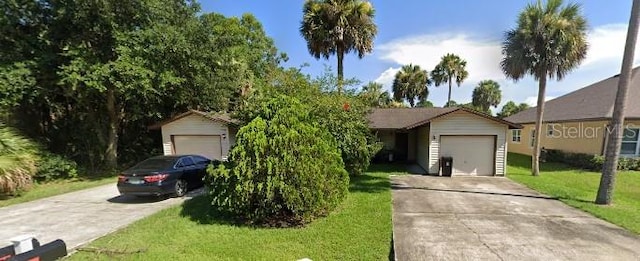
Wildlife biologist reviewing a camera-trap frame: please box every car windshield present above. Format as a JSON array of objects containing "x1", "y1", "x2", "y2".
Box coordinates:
[{"x1": 132, "y1": 158, "x2": 176, "y2": 170}]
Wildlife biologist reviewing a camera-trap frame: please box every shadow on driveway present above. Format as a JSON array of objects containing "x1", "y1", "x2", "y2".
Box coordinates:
[{"x1": 391, "y1": 182, "x2": 558, "y2": 200}]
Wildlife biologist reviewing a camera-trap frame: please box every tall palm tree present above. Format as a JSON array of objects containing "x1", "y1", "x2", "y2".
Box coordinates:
[
  {"x1": 596, "y1": 0, "x2": 640, "y2": 205},
  {"x1": 392, "y1": 64, "x2": 430, "y2": 107},
  {"x1": 472, "y1": 80, "x2": 502, "y2": 113},
  {"x1": 501, "y1": 0, "x2": 588, "y2": 176},
  {"x1": 300, "y1": 0, "x2": 377, "y2": 93},
  {"x1": 431, "y1": 53, "x2": 468, "y2": 106}
]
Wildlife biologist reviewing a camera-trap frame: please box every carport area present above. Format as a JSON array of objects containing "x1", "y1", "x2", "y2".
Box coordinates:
[{"x1": 391, "y1": 175, "x2": 640, "y2": 260}]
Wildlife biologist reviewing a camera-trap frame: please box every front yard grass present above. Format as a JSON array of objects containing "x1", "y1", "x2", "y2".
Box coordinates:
[
  {"x1": 0, "y1": 176, "x2": 115, "y2": 208},
  {"x1": 508, "y1": 153, "x2": 640, "y2": 234},
  {"x1": 70, "y1": 165, "x2": 397, "y2": 260}
]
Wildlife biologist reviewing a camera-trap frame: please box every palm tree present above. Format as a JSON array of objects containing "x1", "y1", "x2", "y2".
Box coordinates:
[
  {"x1": 431, "y1": 53, "x2": 469, "y2": 106},
  {"x1": 472, "y1": 80, "x2": 502, "y2": 113},
  {"x1": 360, "y1": 82, "x2": 392, "y2": 107},
  {"x1": 497, "y1": 101, "x2": 530, "y2": 118},
  {"x1": 596, "y1": 0, "x2": 640, "y2": 205},
  {"x1": 501, "y1": 0, "x2": 588, "y2": 176},
  {"x1": 300, "y1": 0, "x2": 377, "y2": 93},
  {"x1": 392, "y1": 64, "x2": 430, "y2": 107}
]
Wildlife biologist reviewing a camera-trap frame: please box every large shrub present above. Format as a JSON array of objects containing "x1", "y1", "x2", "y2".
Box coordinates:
[
  {"x1": 239, "y1": 68, "x2": 381, "y2": 176},
  {"x1": 206, "y1": 96, "x2": 349, "y2": 225},
  {"x1": 546, "y1": 149, "x2": 640, "y2": 171},
  {"x1": 34, "y1": 152, "x2": 78, "y2": 182},
  {"x1": 0, "y1": 124, "x2": 38, "y2": 195}
]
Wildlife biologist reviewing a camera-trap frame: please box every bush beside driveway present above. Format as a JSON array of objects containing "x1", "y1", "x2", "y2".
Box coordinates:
[{"x1": 69, "y1": 166, "x2": 395, "y2": 260}]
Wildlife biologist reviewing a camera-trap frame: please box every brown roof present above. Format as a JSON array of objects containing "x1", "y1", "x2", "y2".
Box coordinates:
[
  {"x1": 368, "y1": 107, "x2": 521, "y2": 129},
  {"x1": 505, "y1": 67, "x2": 640, "y2": 124},
  {"x1": 148, "y1": 110, "x2": 236, "y2": 129}
]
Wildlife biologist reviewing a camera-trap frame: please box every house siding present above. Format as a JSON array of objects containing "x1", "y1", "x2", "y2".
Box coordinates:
[
  {"x1": 416, "y1": 126, "x2": 430, "y2": 171},
  {"x1": 508, "y1": 120, "x2": 640, "y2": 156},
  {"x1": 428, "y1": 111, "x2": 508, "y2": 176},
  {"x1": 377, "y1": 130, "x2": 395, "y2": 150},
  {"x1": 161, "y1": 114, "x2": 232, "y2": 158}
]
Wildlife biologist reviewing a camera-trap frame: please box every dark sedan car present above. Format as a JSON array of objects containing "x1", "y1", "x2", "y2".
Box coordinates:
[{"x1": 117, "y1": 155, "x2": 215, "y2": 197}]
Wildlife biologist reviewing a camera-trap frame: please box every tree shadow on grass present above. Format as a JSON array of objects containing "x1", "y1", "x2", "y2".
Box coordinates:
[
  {"x1": 179, "y1": 195, "x2": 240, "y2": 226},
  {"x1": 349, "y1": 174, "x2": 390, "y2": 194},
  {"x1": 508, "y1": 153, "x2": 576, "y2": 173},
  {"x1": 367, "y1": 164, "x2": 407, "y2": 174}
]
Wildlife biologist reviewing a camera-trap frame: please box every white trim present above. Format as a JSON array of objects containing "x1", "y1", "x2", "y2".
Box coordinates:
[
  {"x1": 621, "y1": 128, "x2": 640, "y2": 156},
  {"x1": 511, "y1": 129, "x2": 521, "y2": 143}
]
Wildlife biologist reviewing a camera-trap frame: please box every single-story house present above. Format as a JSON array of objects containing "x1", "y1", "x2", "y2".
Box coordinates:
[
  {"x1": 369, "y1": 107, "x2": 520, "y2": 176},
  {"x1": 151, "y1": 107, "x2": 521, "y2": 176},
  {"x1": 505, "y1": 68, "x2": 640, "y2": 158},
  {"x1": 149, "y1": 110, "x2": 238, "y2": 161}
]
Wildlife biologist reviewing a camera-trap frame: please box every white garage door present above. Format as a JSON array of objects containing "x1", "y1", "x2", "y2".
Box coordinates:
[
  {"x1": 173, "y1": 135, "x2": 222, "y2": 160},
  {"x1": 440, "y1": 136, "x2": 495, "y2": 176}
]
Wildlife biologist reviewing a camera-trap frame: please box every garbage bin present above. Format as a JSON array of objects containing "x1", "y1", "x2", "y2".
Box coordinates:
[{"x1": 441, "y1": 157, "x2": 453, "y2": 177}]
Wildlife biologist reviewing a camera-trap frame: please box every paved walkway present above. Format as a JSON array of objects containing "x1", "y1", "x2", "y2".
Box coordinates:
[
  {"x1": 0, "y1": 184, "x2": 201, "y2": 249},
  {"x1": 392, "y1": 175, "x2": 640, "y2": 261}
]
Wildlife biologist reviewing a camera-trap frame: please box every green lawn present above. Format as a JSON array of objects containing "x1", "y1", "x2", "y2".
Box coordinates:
[
  {"x1": 70, "y1": 165, "x2": 397, "y2": 260},
  {"x1": 0, "y1": 176, "x2": 115, "y2": 208},
  {"x1": 507, "y1": 153, "x2": 640, "y2": 234}
]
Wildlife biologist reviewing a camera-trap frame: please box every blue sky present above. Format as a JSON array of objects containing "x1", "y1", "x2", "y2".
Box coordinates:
[{"x1": 201, "y1": 0, "x2": 635, "y2": 110}]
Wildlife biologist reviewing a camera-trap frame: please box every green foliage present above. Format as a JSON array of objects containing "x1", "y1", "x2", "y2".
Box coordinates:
[
  {"x1": 472, "y1": 80, "x2": 502, "y2": 112},
  {"x1": 34, "y1": 152, "x2": 78, "y2": 182},
  {"x1": 240, "y1": 68, "x2": 381, "y2": 176},
  {"x1": 497, "y1": 101, "x2": 530, "y2": 118},
  {"x1": 416, "y1": 99, "x2": 434, "y2": 108},
  {"x1": 206, "y1": 96, "x2": 349, "y2": 225},
  {"x1": 431, "y1": 53, "x2": 469, "y2": 105},
  {"x1": 444, "y1": 100, "x2": 458, "y2": 107},
  {"x1": 0, "y1": 124, "x2": 38, "y2": 195},
  {"x1": 358, "y1": 82, "x2": 392, "y2": 108},
  {"x1": 392, "y1": 64, "x2": 430, "y2": 107},
  {"x1": 0, "y1": 1, "x2": 283, "y2": 170},
  {"x1": 300, "y1": 0, "x2": 377, "y2": 90},
  {"x1": 501, "y1": 0, "x2": 588, "y2": 81},
  {"x1": 545, "y1": 149, "x2": 640, "y2": 171}
]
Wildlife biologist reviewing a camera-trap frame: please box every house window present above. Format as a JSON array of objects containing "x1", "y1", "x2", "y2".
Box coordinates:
[
  {"x1": 511, "y1": 130, "x2": 521, "y2": 143},
  {"x1": 621, "y1": 128, "x2": 640, "y2": 156},
  {"x1": 530, "y1": 129, "x2": 536, "y2": 148}
]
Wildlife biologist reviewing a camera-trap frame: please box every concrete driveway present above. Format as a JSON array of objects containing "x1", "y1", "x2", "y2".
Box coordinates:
[
  {"x1": 392, "y1": 175, "x2": 640, "y2": 261},
  {"x1": 0, "y1": 184, "x2": 201, "y2": 250}
]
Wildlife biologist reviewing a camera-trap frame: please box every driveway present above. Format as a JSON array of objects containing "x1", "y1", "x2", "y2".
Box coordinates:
[
  {"x1": 0, "y1": 184, "x2": 201, "y2": 250},
  {"x1": 392, "y1": 175, "x2": 640, "y2": 261}
]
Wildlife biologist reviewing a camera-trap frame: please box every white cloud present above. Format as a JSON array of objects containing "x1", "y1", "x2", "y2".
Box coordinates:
[
  {"x1": 377, "y1": 33, "x2": 503, "y2": 83},
  {"x1": 583, "y1": 23, "x2": 640, "y2": 66},
  {"x1": 374, "y1": 67, "x2": 400, "y2": 91},
  {"x1": 372, "y1": 23, "x2": 640, "y2": 108},
  {"x1": 524, "y1": 96, "x2": 557, "y2": 107}
]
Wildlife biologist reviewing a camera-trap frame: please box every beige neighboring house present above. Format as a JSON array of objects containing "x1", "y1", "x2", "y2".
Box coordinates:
[
  {"x1": 369, "y1": 107, "x2": 520, "y2": 176},
  {"x1": 505, "y1": 69, "x2": 640, "y2": 158},
  {"x1": 149, "y1": 110, "x2": 238, "y2": 161}
]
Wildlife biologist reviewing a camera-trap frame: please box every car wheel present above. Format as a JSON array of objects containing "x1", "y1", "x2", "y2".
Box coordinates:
[{"x1": 174, "y1": 179, "x2": 188, "y2": 197}]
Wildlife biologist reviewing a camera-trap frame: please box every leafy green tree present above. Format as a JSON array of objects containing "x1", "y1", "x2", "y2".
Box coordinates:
[
  {"x1": 597, "y1": 0, "x2": 640, "y2": 205},
  {"x1": 392, "y1": 64, "x2": 430, "y2": 107},
  {"x1": 497, "y1": 101, "x2": 530, "y2": 118},
  {"x1": 359, "y1": 82, "x2": 392, "y2": 108},
  {"x1": 300, "y1": 0, "x2": 377, "y2": 92},
  {"x1": 444, "y1": 100, "x2": 458, "y2": 107},
  {"x1": 0, "y1": 1, "x2": 283, "y2": 170},
  {"x1": 206, "y1": 95, "x2": 349, "y2": 225},
  {"x1": 431, "y1": 53, "x2": 468, "y2": 106},
  {"x1": 501, "y1": 0, "x2": 588, "y2": 176},
  {"x1": 416, "y1": 99, "x2": 434, "y2": 108},
  {"x1": 472, "y1": 80, "x2": 502, "y2": 113}
]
